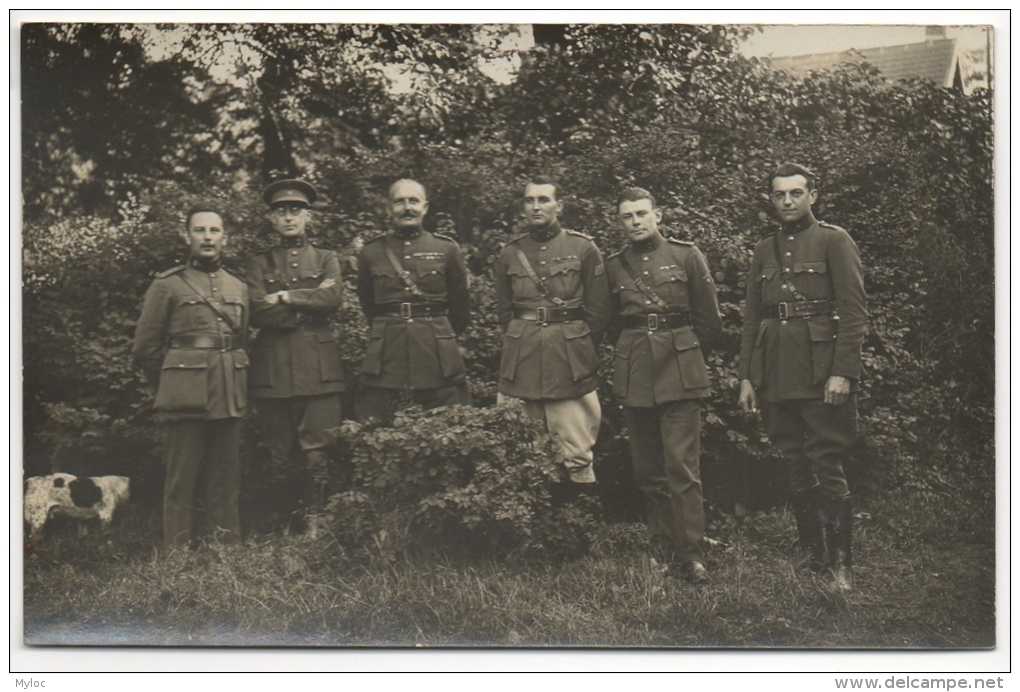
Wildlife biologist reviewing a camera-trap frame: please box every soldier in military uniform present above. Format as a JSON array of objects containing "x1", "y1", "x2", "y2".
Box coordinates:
[
  {"x1": 132, "y1": 202, "x2": 248, "y2": 551},
  {"x1": 607, "y1": 188, "x2": 721, "y2": 583},
  {"x1": 494, "y1": 176, "x2": 611, "y2": 487},
  {"x1": 246, "y1": 179, "x2": 345, "y2": 528},
  {"x1": 738, "y1": 163, "x2": 867, "y2": 592},
  {"x1": 355, "y1": 178, "x2": 471, "y2": 424}
]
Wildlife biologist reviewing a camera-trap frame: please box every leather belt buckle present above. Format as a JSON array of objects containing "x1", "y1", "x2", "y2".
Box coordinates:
[
  {"x1": 777, "y1": 302, "x2": 790, "y2": 320},
  {"x1": 647, "y1": 313, "x2": 659, "y2": 331},
  {"x1": 536, "y1": 307, "x2": 548, "y2": 324},
  {"x1": 220, "y1": 334, "x2": 233, "y2": 350},
  {"x1": 400, "y1": 302, "x2": 412, "y2": 320}
]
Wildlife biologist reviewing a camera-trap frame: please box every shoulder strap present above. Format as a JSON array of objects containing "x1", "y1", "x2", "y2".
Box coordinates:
[
  {"x1": 513, "y1": 246, "x2": 567, "y2": 307},
  {"x1": 174, "y1": 272, "x2": 243, "y2": 334},
  {"x1": 381, "y1": 238, "x2": 426, "y2": 299},
  {"x1": 616, "y1": 252, "x2": 674, "y2": 312},
  {"x1": 156, "y1": 265, "x2": 186, "y2": 279}
]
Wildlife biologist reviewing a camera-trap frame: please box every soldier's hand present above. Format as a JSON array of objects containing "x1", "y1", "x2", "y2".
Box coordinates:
[
  {"x1": 318, "y1": 277, "x2": 336, "y2": 289},
  {"x1": 738, "y1": 379, "x2": 759, "y2": 416},
  {"x1": 264, "y1": 292, "x2": 286, "y2": 305},
  {"x1": 824, "y1": 375, "x2": 851, "y2": 406}
]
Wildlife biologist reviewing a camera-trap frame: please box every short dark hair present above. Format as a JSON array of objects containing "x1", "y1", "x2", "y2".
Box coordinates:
[
  {"x1": 523, "y1": 175, "x2": 562, "y2": 200},
  {"x1": 185, "y1": 202, "x2": 225, "y2": 230},
  {"x1": 768, "y1": 162, "x2": 817, "y2": 192},
  {"x1": 617, "y1": 187, "x2": 657, "y2": 208}
]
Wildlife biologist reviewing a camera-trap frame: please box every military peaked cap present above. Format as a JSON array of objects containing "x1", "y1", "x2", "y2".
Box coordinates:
[{"x1": 262, "y1": 179, "x2": 318, "y2": 206}]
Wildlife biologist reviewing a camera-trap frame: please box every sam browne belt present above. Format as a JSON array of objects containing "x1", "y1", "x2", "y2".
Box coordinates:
[
  {"x1": 170, "y1": 334, "x2": 242, "y2": 350},
  {"x1": 763, "y1": 300, "x2": 835, "y2": 320},
  {"x1": 513, "y1": 306, "x2": 585, "y2": 323},
  {"x1": 621, "y1": 312, "x2": 692, "y2": 331},
  {"x1": 375, "y1": 302, "x2": 449, "y2": 319}
]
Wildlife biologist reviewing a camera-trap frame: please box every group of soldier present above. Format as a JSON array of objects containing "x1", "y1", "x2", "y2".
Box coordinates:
[{"x1": 132, "y1": 162, "x2": 866, "y2": 592}]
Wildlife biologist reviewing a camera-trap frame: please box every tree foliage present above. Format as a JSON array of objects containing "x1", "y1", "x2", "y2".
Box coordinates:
[{"x1": 21, "y1": 23, "x2": 994, "y2": 541}]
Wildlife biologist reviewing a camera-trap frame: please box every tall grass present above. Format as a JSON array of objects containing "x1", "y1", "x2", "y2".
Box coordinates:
[{"x1": 23, "y1": 485, "x2": 994, "y2": 649}]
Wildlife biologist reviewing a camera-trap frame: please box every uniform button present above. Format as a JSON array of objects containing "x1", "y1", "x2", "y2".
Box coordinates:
[
  {"x1": 540, "y1": 246, "x2": 547, "y2": 251},
  {"x1": 178, "y1": 363, "x2": 186, "y2": 368},
  {"x1": 780, "y1": 320, "x2": 788, "y2": 326},
  {"x1": 217, "y1": 318, "x2": 223, "y2": 322},
  {"x1": 291, "y1": 250, "x2": 298, "y2": 256},
  {"x1": 540, "y1": 261, "x2": 547, "y2": 265},
  {"x1": 291, "y1": 262, "x2": 298, "y2": 267},
  {"x1": 643, "y1": 271, "x2": 649, "y2": 276},
  {"x1": 785, "y1": 251, "x2": 791, "y2": 257},
  {"x1": 645, "y1": 300, "x2": 652, "y2": 305},
  {"x1": 808, "y1": 269, "x2": 816, "y2": 274},
  {"x1": 642, "y1": 256, "x2": 650, "y2": 261},
  {"x1": 787, "y1": 235, "x2": 794, "y2": 241},
  {"x1": 781, "y1": 284, "x2": 788, "y2": 291},
  {"x1": 404, "y1": 255, "x2": 411, "y2": 260},
  {"x1": 209, "y1": 273, "x2": 217, "y2": 278},
  {"x1": 212, "y1": 287, "x2": 219, "y2": 292}
]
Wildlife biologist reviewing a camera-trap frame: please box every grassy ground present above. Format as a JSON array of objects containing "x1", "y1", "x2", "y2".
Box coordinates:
[{"x1": 23, "y1": 489, "x2": 994, "y2": 649}]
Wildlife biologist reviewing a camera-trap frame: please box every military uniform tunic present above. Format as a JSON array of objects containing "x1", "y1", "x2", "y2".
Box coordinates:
[
  {"x1": 608, "y1": 237, "x2": 722, "y2": 407},
  {"x1": 246, "y1": 237, "x2": 345, "y2": 398},
  {"x1": 356, "y1": 229, "x2": 470, "y2": 391},
  {"x1": 607, "y1": 236, "x2": 721, "y2": 565},
  {"x1": 494, "y1": 225, "x2": 611, "y2": 400},
  {"x1": 132, "y1": 260, "x2": 249, "y2": 548},
  {"x1": 738, "y1": 215, "x2": 867, "y2": 496},
  {"x1": 738, "y1": 217, "x2": 866, "y2": 401}
]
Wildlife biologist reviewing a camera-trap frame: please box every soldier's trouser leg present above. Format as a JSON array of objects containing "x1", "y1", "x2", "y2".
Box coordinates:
[
  {"x1": 203, "y1": 418, "x2": 242, "y2": 544},
  {"x1": 623, "y1": 406, "x2": 673, "y2": 560},
  {"x1": 163, "y1": 421, "x2": 205, "y2": 550},
  {"x1": 800, "y1": 397, "x2": 856, "y2": 498},
  {"x1": 521, "y1": 392, "x2": 601, "y2": 484},
  {"x1": 415, "y1": 383, "x2": 473, "y2": 410},
  {"x1": 762, "y1": 401, "x2": 818, "y2": 493},
  {"x1": 257, "y1": 399, "x2": 301, "y2": 521},
  {"x1": 163, "y1": 419, "x2": 241, "y2": 549},
  {"x1": 658, "y1": 400, "x2": 705, "y2": 565},
  {"x1": 294, "y1": 394, "x2": 342, "y2": 512}
]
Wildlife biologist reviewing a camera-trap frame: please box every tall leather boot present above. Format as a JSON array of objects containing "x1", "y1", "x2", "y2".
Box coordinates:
[
  {"x1": 790, "y1": 486, "x2": 826, "y2": 573},
  {"x1": 823, "y1": 494, "x2": 854, "y2": 593}
]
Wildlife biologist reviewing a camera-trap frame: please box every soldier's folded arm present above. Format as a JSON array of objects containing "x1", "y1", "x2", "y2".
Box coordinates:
[
  {"x1": 688, "y1": 248, "x2": 723, "y2": 351},
  {"x1": 279, "y1": 252, "x2": 344, "y2": 314},
  {"x1": 446, "y1": 243, "x2": 471, "y2": 335},
  {"x1": 581, "y1": 242, "x2": 611, "y2": 346},
  {"x1": 245, "y1": 257, "x2": 298, "y2": 329},
  {"x1": 131, "y1": 278, "x2": 172, "y2": 389}
]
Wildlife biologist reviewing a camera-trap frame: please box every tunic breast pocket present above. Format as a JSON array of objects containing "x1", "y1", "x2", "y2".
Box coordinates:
[
  {"x1": 759, "y1": 266, "x2": 780, "y2": 304},
  {"x1": 507, "y1": 264, "x2": 539, "y2": 301},
  {"x1": 171, "y1": 295, "x2": 209, "y2": 332},
  {"x1": 793, "y1": 261, "x2": 829, "y2": 298},
  {"x1": 546, "y1": 257, "x2": 581, "y2": 297},
  {"x1": 412, "y1": 259, "x2": 447, "y2": 295},
  {"x1": 653, "y1": 267, "x2": 688, "y2": 307},
  {"x1": 219, "y1": 294, "x2": 244, "y2": 326}
]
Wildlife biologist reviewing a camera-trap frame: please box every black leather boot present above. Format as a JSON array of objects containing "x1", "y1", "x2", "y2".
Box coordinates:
[
  {"x1": 822, "y1": 494, "x2": 854, "y2": 592},
  {"x1": 790, "y1": 486, "x2": 826, "y2": 573}
]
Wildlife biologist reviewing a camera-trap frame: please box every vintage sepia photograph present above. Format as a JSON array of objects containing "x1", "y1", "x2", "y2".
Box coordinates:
[{"x1": 13, "y1": 9, "x2": 1006, "y2": 674}]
